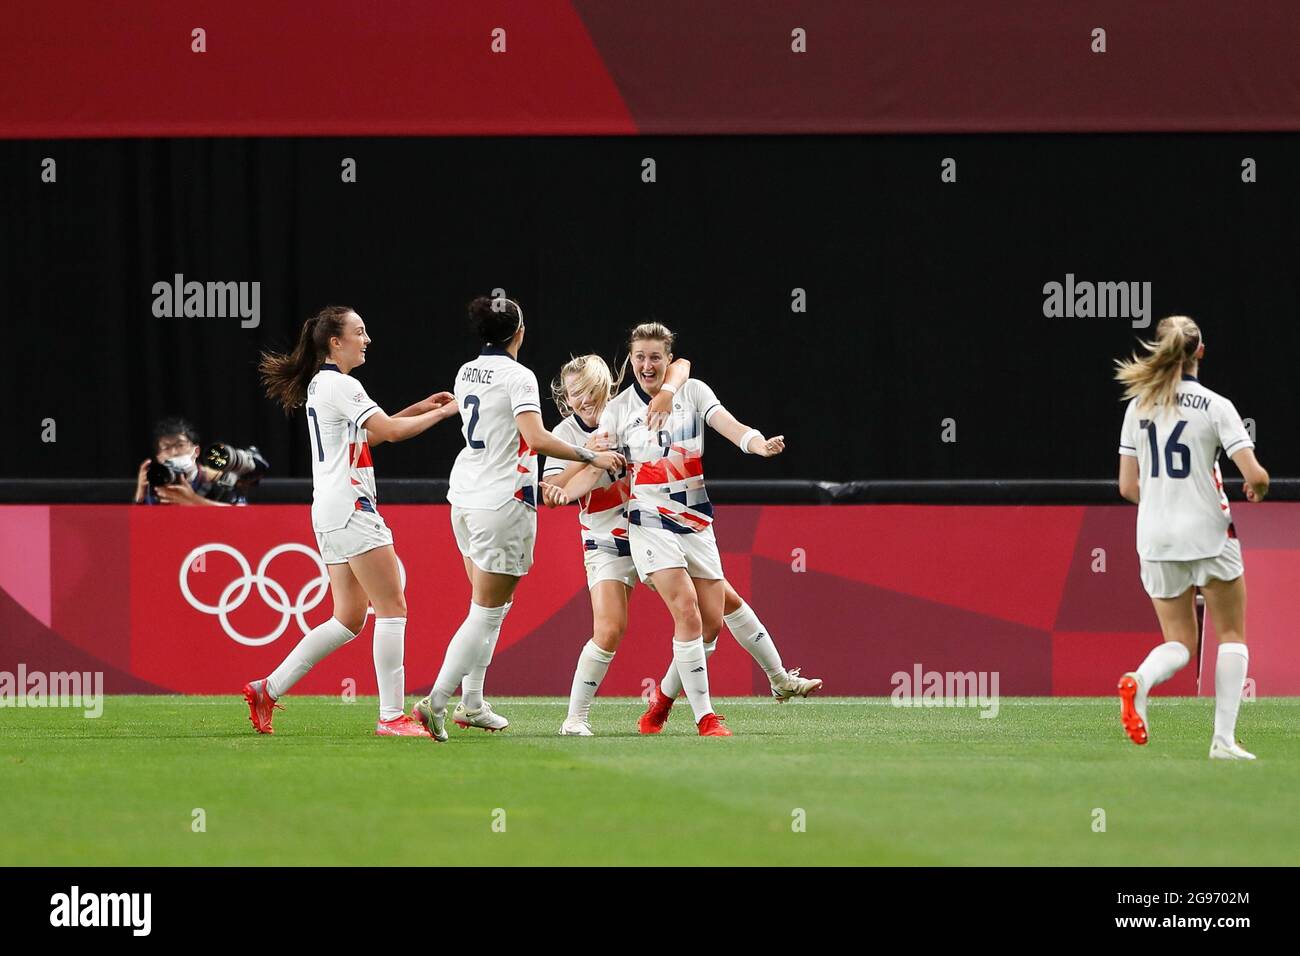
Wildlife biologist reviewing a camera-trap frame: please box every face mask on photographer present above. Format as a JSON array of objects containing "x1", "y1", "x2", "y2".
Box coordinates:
[
  {"x1": 156, "y1": 435, "x2": 199, "y2": 478},
  {"x1": 166, "y1": 453, "x2": 197, "y2": 477}
]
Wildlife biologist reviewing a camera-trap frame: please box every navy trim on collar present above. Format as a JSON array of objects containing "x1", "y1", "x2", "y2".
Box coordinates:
[
  {"x1": 1182, "y1": 374, "x2": 1199, "y2": 382},
  {"x1": 573, "y1": 414, "x2": 598, "y2": 434},
  {"x1": 321, "y1": 362, "x2": 340, "y2": 372},
  {"x1": 480, "y1": 345, "x2": 516, "y2": 361},
  {"x1": 631, "y1": 379, "x2": 653, "y2": 405}
]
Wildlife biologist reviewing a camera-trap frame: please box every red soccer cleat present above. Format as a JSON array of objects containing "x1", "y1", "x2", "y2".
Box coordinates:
[
  {"x1": 638, "y1": 682, "x2": 675, "y2": 735},
  {"x1": 1118, "y1": 673, "x2": 1148, "y2": 745},
  {"x1": 697, "y1": 713, "x2": 732, "y2": 737},
  {"x1": 242, "y1": 679, "x2": 283, "y2": 735},
  {"x1": 375, "y1": 714, "x2": 433, "y2": 738}
]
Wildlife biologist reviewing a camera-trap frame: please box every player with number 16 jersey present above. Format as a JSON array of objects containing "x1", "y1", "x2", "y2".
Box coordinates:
[{"x1": 1113, "y1": 315, "x2": 1269, "y2": 761}]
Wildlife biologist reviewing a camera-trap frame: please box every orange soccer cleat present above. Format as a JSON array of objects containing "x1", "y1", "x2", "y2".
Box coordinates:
[
  {"x1": 697, "y1": 713, "x2": 732, "y2": 737},
  {"x1": 637, "y1": 682, "x2": 675, "y2": 734},
  {"x1": 1118, "y1": 673, "x2": 1148, "y2": 745},
  {"x1": 242, "y1": 679, "x2": 283, "y2": 735},
  {"x1": 375, "y1": 714, "x2": 433, "y2": 737}
]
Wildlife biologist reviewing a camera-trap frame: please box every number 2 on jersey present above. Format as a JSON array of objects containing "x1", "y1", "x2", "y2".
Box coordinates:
[
  {"x1": 1142, "y1": 419, "x2": 1190, "y2": 479},
  {"x1": 465, "y1": 394, "x2": 486, "y2": 449}
]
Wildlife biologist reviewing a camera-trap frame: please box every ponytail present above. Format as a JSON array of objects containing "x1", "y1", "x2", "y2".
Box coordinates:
[
  {"x1": 259, "y1": 305, "x2": 353, "y2": 414},
  {"x1": 1114, "y1": 315, "x2": 1202, "y2": 412}
]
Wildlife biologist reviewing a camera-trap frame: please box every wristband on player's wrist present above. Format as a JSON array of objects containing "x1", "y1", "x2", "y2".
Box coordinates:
[
  {"x1": 739, "y1": 428, "x2": 762, "y2": 454},
  {"x1": 659, "y1": 381, "x2": 678, "y2": 395}
]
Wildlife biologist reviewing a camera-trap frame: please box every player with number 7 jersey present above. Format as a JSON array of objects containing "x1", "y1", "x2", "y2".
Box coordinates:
[
  {"x1": 414, "y1": 296, "x2": 624, "y2": 741},
  {"x1": 249, "y1": 305, "x2": 460, "y2": 738}
]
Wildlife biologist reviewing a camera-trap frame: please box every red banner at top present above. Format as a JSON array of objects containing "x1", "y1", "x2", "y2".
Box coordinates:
[{"x1": 4, "y1": 1, "x2": 1300, "y2": 139}]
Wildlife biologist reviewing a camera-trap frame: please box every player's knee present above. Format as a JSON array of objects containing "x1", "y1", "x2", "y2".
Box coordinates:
[
  {"x1": 337, "y1": 612, "x2": 367, "y2": 635},
  {"x1": 593, "y1": 624, "x2": 624, "y2": 651},
  {"x1": 673, "y1": 601, "x2": 702, "y2": 635}
]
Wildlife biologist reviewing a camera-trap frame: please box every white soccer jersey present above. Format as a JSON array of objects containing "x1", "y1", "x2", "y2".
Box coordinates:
[
  {"x1": 448, "y1": 346, "x2": 542, "y2": 510},
  {"x1": 1118, "y1": 375, "x2": 1253, "y2": 561},
  {"x1": 305, "y1": 363, "x2": 381, "y2": 532},
  {"x1": 544, "y1": 414, "x2": 631, "y2": 556},
  {"x1": 598, "y1": 378, "x2": 723, "y2": 534}
]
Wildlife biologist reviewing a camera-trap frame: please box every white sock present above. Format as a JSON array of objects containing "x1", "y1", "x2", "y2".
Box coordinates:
[
  {"x1": 568, "y1": 640, "x2": 616, "y2": 720},
  {"x1": 673, "y1": 637, "x2": 714, "y2": 722},
  {"x1": 373, "y1": 617, "x2": 407, "y2": 721},
  {"x1": 430, "y1": 603, "x2": 506, "y2": 713},
  {"x1": 265, "y1": 618, "x2": 357, "y2": 699},
  {"x1": 724, "y1": 601, "x2": 787, "y2": 682},
  {"x1": 661, "y1": 639, "x2": 717, "y2": 699},
  {"x1": 1213, "y1": 643, "x2": 1249, "y2": 745},
  {"x1": 461, "y1": 601, "x2": 510, "y2": 711},
  {"x1": 1134, "y1": 640, "x2": 1191, "y2": 714}
]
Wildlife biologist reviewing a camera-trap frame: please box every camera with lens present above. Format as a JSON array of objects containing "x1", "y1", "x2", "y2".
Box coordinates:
[
  {"x1": 146, "y1": 458, "x2": 189, "y2": 489},
  {"x1": 201, "y1": 443, "x2": 270, "y2": 502}
]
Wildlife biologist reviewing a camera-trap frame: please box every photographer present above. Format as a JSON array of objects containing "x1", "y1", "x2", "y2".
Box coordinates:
[{"x1": 134, "y1": 416, "x2": 266, "y2": 506}]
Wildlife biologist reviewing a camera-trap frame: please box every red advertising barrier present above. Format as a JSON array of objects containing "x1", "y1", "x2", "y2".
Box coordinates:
[
  {"x1": 4, "y1": 1, "x2": 1300, "y2": 138},
  {"x1": 2, "y1": 503, "x2": 1298, "y2": 696}
]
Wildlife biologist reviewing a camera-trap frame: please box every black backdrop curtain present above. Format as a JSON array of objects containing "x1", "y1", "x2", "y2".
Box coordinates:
[{"x1": 4, "y1": 134, "x2": 1297, "y2": 484}]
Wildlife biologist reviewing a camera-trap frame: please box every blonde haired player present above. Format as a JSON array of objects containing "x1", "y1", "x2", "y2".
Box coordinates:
[
  {"x1": 1115, "y1": 315, "x2": 1269, "y2": 760},
  {"x1": 248, "y1": 306, "x2": 460, "y2": 736},
  {"x1": 553, "y1": 324, "x2": 801, "y2": 737},
  {"x1": 412, "y1": 297, "x2": 624, "y2": 741},
  {"x1": 544, "y1": 352, "x2": 821, "y2": 736}
]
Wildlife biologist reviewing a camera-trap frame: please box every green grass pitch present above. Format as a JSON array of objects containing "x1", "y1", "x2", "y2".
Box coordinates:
[{"x1": 2, "y1": 696, "x2": 1295, "y2": 866}]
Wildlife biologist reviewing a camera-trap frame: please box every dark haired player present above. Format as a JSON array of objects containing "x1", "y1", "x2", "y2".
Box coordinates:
[{"x1": 413, "y1": 296, "x2": 624, "y2": 741}]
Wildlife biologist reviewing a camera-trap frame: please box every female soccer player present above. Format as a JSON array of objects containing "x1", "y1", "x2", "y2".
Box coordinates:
[
  {"x1": 553, "y1": 323, "x2": 792, "y2": 737},
  {"x1": 544, "y1": 353, "x2": 821, "y2": 736},
  {"x1": 246, "y1": 305, "x2": 461, "y2": 736},
  {"x1": 1114, "y1": 315, "x2": 1269, "y2": 759},
  {"x1": 412, "y1": 296, "x2": 624, "y2": 741}
]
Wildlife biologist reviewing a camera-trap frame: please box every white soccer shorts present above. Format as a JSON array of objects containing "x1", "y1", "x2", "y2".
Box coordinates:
[
  {"x1": 584, "y1": 550, "x2": 639, "y2": 590},
  {"x1": 315, "y1": 507, "x2": 394, "y2": 565},
  {"x1": 1140, "y1": 538, "x2": 1244, "y2": 599},
  {"x1": 451, "y1": 500, "x2": 537, "y2": 576},
  {"x1": 629, "y1": 522, "x2": 724, "y2": 583}
]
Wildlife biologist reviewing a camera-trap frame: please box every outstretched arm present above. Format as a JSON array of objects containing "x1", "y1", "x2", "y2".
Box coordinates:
[
  {"x1": 392, "y1": 391, "x2": 455, "y2": 419},
  {"x1": 707, "y1": 407, "x2": 785, "y2": 458},
  {"x1": 365, "y1": 402, "x2": 459, "y2": 447},
  {"x1": 516, "y1": 411, "x2": 625, "y2": 473}
]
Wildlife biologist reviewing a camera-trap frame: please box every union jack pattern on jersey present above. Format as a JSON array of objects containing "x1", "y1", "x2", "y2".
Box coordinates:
[
  {"x1": 544, "y1": 414, "x2": 631, "y2": 556},
  {"x1": 598, "y1": 378, "x2": 723, "y2": 535}
]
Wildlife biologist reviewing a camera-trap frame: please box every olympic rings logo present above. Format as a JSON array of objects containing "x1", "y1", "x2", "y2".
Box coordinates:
[{"x1": 178, "y1": 543, "x2": 404, "y2": 647}]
